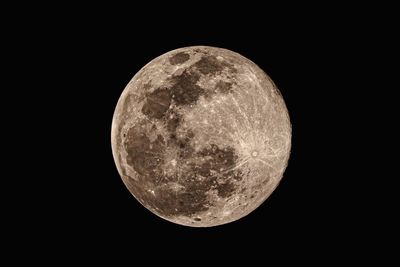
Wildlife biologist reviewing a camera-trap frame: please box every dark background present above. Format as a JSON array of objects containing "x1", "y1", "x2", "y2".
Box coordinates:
[{"x1": 6, "y1": 3, "x2": 392, "y2": 263}]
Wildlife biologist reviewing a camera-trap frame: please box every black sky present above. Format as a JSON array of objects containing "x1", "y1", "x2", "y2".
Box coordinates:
[{"x1": 6, "y1": 4, "x2": 386, "y2": 263}]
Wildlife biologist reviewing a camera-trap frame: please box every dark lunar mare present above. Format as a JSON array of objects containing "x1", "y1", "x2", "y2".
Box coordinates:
[
  {"x1": 169, "y1": 52, "x2": 190, "y2": 65},
  {"x1": 123, "y1": 54, "x2": 243, "y2": 219}
]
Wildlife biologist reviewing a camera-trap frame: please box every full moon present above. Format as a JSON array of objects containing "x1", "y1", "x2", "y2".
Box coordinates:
[{"x1": 111, "y1": 46, "x2": 291, "y2": 227}]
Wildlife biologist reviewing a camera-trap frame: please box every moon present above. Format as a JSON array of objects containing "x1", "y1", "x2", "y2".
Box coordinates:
[{"x1": 111, "y1": 46, "x2": 291, "y2": 227}]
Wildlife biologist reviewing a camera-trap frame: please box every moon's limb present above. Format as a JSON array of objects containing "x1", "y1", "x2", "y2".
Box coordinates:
[{"x1": 111, "y1": 46, "x2": 291, "y2": 227}]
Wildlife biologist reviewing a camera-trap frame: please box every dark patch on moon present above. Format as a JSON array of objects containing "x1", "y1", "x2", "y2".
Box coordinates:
[
  {"x1": 124, "y1": 121, "x2": 242, "y2": 218},
  {"x1": 216, "y1": 182, "x2": 236, "y2": 198},
  {"x1": 169, "y1": 52, "x2": 190, "y2": 65},
  {"x1": 122, "y1": 52, "x2": 245, "y2": 219},
  {"x1": 123, "y1": 125, "x2": 165, "y2": 179},
  {"x1": 196, "y1": 144, "x2": 237, "y2": 174},
  {"x1": 215, "y1": 81, "x2": 233, "y2": 94},
  {"x1": 194, "y1": 144, "x2": 239, "y2": 198},
  {"x1": 148, "y1": 187, "x2": 210, "y2": 217},
  {"x1": 141, "y1": 88, "x2": 172, "y2": 119},
  {"x1": 193, "y1": 55, "x2": 225, "y2": 75},
  {"x1": 170, "y1": 70, "x2": 204, "y2": 106},
  {"x1": 193, "y1": 55, "x2": 237, "y2": 75},
  {"x1": 141, "y1": 55, "x2": 236, "y2": 118}
]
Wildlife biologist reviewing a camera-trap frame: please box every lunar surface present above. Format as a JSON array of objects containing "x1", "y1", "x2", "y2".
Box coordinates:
[{"x1": 111, "y1": 46, "x2": 291, "y2": 227}]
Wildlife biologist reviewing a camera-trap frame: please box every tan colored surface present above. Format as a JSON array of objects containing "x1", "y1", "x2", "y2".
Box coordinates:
[{"x1": 111, "y1": 46, "x2": 291, "y2": 227}]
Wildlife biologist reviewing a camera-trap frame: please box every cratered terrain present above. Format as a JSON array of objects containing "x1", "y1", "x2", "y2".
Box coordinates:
[{"x1": 111, "y1": 46, "x2": 291, "y2": 227}]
